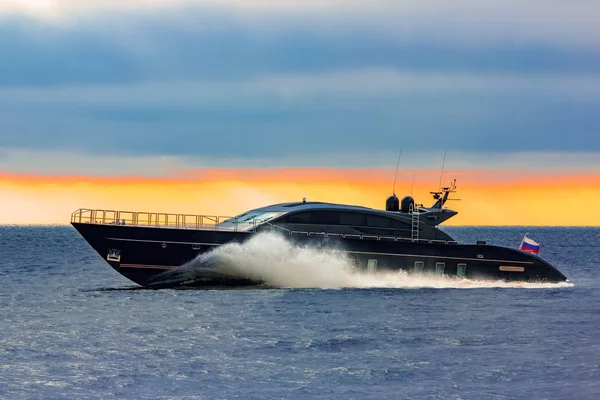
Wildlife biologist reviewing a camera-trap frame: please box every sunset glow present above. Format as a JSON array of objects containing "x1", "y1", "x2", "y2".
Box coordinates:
[
  {"x1": 2, "y1": 169, "x2": 599, "y2": 226},
  {"x1": 1, "y1": 0, "x2": 599, "y2": 227}
]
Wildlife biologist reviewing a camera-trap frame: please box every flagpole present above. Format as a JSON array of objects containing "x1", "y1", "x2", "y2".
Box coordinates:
[{"x1": 520, "y1": 233, "x2": 527, "y2": 249}]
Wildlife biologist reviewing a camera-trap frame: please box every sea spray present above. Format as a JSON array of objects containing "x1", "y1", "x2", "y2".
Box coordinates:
[
  {"x1": 164, "y1": 232, "x2": 574, "y2": 289},
  {"x1": 186, "y1": 232, "x2": 355, "y2": 289}
]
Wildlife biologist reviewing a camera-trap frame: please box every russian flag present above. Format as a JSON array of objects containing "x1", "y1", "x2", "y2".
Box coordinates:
[{"x1": 520, "y1": 234, "x2": 540, "y2": 255}]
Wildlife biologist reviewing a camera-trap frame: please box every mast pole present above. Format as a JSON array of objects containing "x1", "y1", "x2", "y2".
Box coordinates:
[
  {"x1": 438, "y1": 148, "x2": 448, "y2": 192},
  {"x1": 392, "y1": 148, "x2": 403, "y2": 195}
]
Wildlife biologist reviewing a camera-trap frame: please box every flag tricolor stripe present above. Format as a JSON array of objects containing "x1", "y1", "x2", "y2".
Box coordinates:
[
  {"x1": 520, "y1": 234, "x2": 540, "y2": 254},
  {"x1": 521, "y1": 242, "x2": 539, "y2": 251}
]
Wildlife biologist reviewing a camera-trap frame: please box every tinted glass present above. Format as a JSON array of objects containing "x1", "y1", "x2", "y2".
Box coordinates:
[
  {"x1": 435, "y1": 262, "x2": 445, "y2": 275},
  {"x1": 286, "y1": 212, "x2": 311, "y2": 224},
  {"x1": 414, "y1": 261, "x2": 424, "y2": 273},
  {"x1": 218, "y1": 211, "x2": 286, "y2": 230},
  {"x1": 366, "y1": 215, "x2": 394, "y2": 228},
  {"x1": 283, "y1": 211, "x2": 351, "y2": 225},
  {"x1": 340, "y1": 212, "x2": 366, "y2": 226},
  {"x1": 310, "y1": 211, "x2": 340, "y2": 225},
  {"x1": 281, "y1": 210, "x2": 408, "y2": 228}
]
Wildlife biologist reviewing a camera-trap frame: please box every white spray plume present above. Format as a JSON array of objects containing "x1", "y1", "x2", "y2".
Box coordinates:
[{"x1": 179, "y1": 233, "x2": 572, "y2": 290}]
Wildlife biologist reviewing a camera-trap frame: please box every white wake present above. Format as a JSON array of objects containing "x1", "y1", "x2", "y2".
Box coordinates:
[{"x1": 180, "y1": 233, "x2": 573, "y2": 289}]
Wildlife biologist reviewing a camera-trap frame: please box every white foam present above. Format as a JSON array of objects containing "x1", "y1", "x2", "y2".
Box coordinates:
[{"x1": 184, "y1": 233, "x2": 573, "y2": 290}]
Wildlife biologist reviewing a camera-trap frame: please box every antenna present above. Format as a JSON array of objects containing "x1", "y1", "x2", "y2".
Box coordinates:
[
  {"x1": 438, "y1": 148, "x2": 448, "y2": 192},
  {"x1": 392, "y1": 148, "x2": 403, "y2": 195}
]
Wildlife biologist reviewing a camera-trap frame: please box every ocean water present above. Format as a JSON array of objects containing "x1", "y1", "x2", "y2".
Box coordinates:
[{"x1": 1, "y1": 226, "x2": 599, "y2": 399}]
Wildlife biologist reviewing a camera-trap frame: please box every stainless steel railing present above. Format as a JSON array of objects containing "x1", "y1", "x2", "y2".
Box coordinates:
[{"x1": 71, "y1": 209, "x2": 236, "y2": 231}]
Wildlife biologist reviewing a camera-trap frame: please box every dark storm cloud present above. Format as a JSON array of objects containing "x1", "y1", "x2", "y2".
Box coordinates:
[
  {"x1": 0, "y1": 1, "x2": 599, "y2": 164},
  {"x1": 2, "y1": 88, "x2": 599, "y2": 158},
  {"x1": 1, "y1": 15, "x2": 599, "y2": 88}
]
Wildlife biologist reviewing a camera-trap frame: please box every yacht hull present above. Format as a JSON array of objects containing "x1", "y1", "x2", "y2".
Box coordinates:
[{"x1": 72, "y1": 222, "x2": 568, "y2": 287}]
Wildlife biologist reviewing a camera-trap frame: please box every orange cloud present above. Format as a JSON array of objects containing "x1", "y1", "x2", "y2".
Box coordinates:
[{"x1": 1, "y1": 169, "x2": 599, "y2": 226}]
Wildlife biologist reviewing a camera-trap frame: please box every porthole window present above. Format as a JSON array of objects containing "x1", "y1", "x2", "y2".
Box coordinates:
[
  {"x1": 435, "y1": 262, "x2": 445, "y2": 275},
  {"x1": 413, "y1": 261, "x2": 424, "y2": 273},
  {"x1": 367, "y1": 259, "x2": 378, "y2": 272}
]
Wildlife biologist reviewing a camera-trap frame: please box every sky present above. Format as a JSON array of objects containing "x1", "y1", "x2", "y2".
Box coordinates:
[{"x1": 0, "y1": 0, "x2": 599, "y2": 225}]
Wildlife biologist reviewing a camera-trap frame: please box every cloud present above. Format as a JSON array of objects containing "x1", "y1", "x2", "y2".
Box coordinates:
[
  {"x1": 0, "y1": 68, "x2": 599, "y2": 157},
  {"x1": 4, "y1": 67, "x2": 600, "y2": 102},
  {"x1": 2, "y1": 0, "x2": 600, "y2": 90},
  {"x1": 1, "y1": 147, "x2": 599, "y2": 176},
  {"x1": 1, "y1": 0, "x2": 598, "y2": 90},
  {"x1": 0, "y1": 1, "x2": 599, "y2": 165},
  {"x1": 3, "y1": 0, "x2": 600, "y2": 49}
]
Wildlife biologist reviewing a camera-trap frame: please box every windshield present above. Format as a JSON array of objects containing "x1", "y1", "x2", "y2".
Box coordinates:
[{"x1": 218, "y1": 211, "x2": 286, "y2": 231}]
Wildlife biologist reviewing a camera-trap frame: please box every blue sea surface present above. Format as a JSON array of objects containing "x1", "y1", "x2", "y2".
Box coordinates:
[{"x1": 1, "y1": 226, "x2": 599, "y2": 399}]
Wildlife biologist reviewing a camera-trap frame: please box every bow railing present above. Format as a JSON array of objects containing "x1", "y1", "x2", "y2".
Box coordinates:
[{"x1": 71, "y1": 209, "x2": 235, "y2": 231}]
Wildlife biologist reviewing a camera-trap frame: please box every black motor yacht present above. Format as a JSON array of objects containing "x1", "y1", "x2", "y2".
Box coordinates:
[{"x1": 71, "y1": 180, "x2": 567, "y2": 287}]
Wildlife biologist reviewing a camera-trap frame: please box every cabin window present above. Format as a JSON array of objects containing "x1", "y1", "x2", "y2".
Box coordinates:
[
  {"x1": 457, "y1": 263, "x2": 467, "y2": 277},
  {"x1": 367, "y1": 259, "x2": 377, "y2": 272},
  {"x1": 435, "y1": 262, "x2": 445, "y2": 275},
  {"x1": 280, "y1": 210, "x2": 408, "y2": 230},
  {"x1": 219, "y1": 211, "x2": 286, "y2": 230},
  {"x1": 281, "y1": 211, "x2": 340, "y2": 225},
  {"x1": 286, "y1": 212, "x2": 311, "y2": 224},
  {"x1": 413, "y1": 261, "x2": 424, "y2": 273},
  {"x1": 340, "y1": 212, "x2": 366, "y2": 226},
  {"x1": 366, "y1": 215, "x2": 394, "y2": 228},
  {"x1": 310, "y1": 211, "x2": 340, "y2": 225}
]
